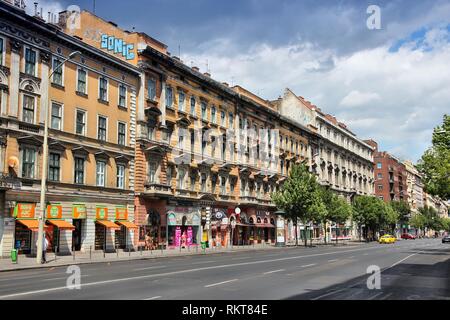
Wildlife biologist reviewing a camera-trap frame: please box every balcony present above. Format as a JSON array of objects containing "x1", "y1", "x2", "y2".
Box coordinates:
[
  {"x1": 144, "y1": 181, "x2": 172, "y2": 197},
  {"x1": 19, "y1": 122, "x2": 41, "y2": 133}
]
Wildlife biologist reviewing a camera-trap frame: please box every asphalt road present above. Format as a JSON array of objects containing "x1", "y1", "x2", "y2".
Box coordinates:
[{"x1": 0, "y1": 239, "x2": 448, "y2": 300}]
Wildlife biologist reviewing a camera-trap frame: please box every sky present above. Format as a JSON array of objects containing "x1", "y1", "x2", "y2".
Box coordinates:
[{"x1": 27, "y1": 0, "x2": 450, "y2": 162}]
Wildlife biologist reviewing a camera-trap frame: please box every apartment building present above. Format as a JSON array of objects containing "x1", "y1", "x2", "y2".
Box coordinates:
[
  {"x1": 366, "y1": 140, "x2": 408, "y2": 203},
  {"x1": 273, "y1": 89, "x2": 375, "y2": 240},
  {"x1": 0, "y1": 1, "x2": 140, "y2": 257},
  {"x1": 403, "y1": 160, "x2": 424, "y2": 214}
]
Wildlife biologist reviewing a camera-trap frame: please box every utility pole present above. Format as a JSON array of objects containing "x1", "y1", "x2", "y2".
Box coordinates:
[{"x1": 36, "y1": 51, "x2": 81, "y2": 264}]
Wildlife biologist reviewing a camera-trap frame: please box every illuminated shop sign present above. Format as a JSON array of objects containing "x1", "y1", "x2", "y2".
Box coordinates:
[{"x1": 100, "y1": 35, "x2": 135, "y2": 60}]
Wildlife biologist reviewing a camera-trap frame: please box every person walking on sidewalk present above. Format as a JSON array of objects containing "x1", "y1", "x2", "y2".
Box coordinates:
[{"x1": 36, "y1": 235, "x2": 49, "y2": 264}]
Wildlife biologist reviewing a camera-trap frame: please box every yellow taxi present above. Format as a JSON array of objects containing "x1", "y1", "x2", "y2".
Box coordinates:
[{"x1": 379, "y1": 234, "x2": 397, "y2": 244}]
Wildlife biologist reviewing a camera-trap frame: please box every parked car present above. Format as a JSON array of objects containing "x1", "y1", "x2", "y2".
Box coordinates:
[
  {"x1": 379, "y1": 234, "x2": 397, "y2": 244},
  {"x1": 442, "y1": 236, "x2": 450, "y2": 244},
  {"x1": 401, "y1": 233, "x2": 416, "y2": 240}
]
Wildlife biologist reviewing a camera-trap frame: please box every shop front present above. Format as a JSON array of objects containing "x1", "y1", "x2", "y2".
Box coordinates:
[
  {"x1": 12, "y1": 203, "x2": 41, "y2": 255},
  {"x1": 255, "y1": 210, "x2": 276, "y2": 244},
  {"x1": 94, "y1": 206, "x2": 120, "y2": 251},
  {"x1": 210, "y1": 208, "x2": 229, "y2": 247},
  {"x1": 45, "y1": 204, "x2": 75, "y2": 254},
  {"x1": 233, "y1": 211, "x2": 250, "y2": 246},
  {"x1": 166, "y1": 206, "x2": 201, "y2": 248},
  {"x1": 72, "y1": 204, "x2": 87, "y2": 251},
  {"x1": 114, "y1": 206, "x2": 138, "y2": 250}
]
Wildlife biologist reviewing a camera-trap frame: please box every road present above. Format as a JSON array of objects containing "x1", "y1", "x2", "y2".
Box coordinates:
[{"x1": 0, "y1": 239, "x2": 448, "y2": 300}]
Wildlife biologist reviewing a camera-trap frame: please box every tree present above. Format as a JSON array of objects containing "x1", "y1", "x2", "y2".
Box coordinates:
[
  {"x1": 272, "y1": 164, "x2": 324, "y2": 247},
  {"x1": 417, "y1": 114, "x2": 450, "y2": 200},
  {"x1": 328, "y1": 194, "x2": 352, "y2": 244},
  {"x1": 352, "y1": 196, "x2": 389, "y2": 241},
  {"x1": 390, "y1": 201, "x2": 411, "y2": 225},
  {"x1": 409, "y1": 214, "x2": 426, "y2": 236}
]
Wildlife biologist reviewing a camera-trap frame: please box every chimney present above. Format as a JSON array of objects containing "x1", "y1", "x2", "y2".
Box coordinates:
[
  {"x1": 222, "y1": 82, "x2": 229, "y2": 87},
  {"x1": 204, "y1": 72, "x2": 211, "y2": 77},
  {"x1": 173, "y1": 56, "x2": 180, "y2": 61},
  {"x1": 192, "y1": 66, "x2": 199, "y2": 72}
]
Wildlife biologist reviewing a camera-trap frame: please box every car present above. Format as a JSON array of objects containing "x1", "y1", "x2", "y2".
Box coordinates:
[
  {"x1": 379, "y1": 234, "x2": 397, "y2": 244},
  {"x1": 442, "y1": 236, "x2": 450, "y2": 244},
  {"x1": 401, "y1": 233, "x2": 416, "y2": 240}
]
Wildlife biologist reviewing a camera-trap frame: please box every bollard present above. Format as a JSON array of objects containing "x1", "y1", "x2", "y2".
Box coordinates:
[
  {"x1": 196, "y1": 245, "x2": 198, "y2": 253},
  {"x1": 140, "y1": 246, "x2": 143, "y2": 256},
  {"x1": 90, "y1": 246, "x2": 92, "y2": 260},
  {"x1": 116, "y1": 245, "x2": 119, "y2": 258},
  {"x1": 103, "y1": 243, "x2": 106, "y2": 258},
  {"x1": 73, "y1": 246, "x2": 75, "y2": 261},
  {"x1": 55, "y1": 246, "x2": 58, "y2": 262},
  {"x1": 129, "y1": 247, "x2": 131, "y2": 257}
]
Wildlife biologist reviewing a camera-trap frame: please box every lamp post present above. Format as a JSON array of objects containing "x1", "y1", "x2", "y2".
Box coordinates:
[{"x1": 36, "y1": 51, "x2": 81, "y2": 264}]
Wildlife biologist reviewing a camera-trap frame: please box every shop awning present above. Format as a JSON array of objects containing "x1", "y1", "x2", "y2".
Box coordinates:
[
  {"x1": 116, "y1": 221, "x2": 139, "y2": 229},
  {"x1": 47, "y1": 220, "x2": 75, "y2": 230},
  {"x1": 96, "y1": 220, "x2": 121, "y2": 230},
  {"x1": 16, "y1": 219, "x2": 48, "y2": 231}
]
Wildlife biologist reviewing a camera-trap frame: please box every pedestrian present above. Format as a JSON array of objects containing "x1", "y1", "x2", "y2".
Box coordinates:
[{"x1": 36, "y1": 234, "x2": 49, "y2": 264}]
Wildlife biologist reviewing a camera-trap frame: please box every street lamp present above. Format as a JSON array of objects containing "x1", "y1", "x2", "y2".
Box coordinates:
[{"x1": 36, "y1": 51, "x2": 81, "y2": 264}]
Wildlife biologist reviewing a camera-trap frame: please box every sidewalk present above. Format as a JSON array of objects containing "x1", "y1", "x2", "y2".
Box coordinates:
[
  {"x1": 0, "y1": 243, "x2": 280, "y2": 272},
  {"x1": 0, "y1": 240, "x2": 368, "y2": 273}
]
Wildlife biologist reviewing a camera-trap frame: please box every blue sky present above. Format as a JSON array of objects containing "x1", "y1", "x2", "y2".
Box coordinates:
[{"x1": 33, "y1": 0, "x2": 450, "y2": 162}]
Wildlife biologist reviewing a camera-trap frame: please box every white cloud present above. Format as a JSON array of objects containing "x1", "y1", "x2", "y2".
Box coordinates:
[
  {"x1": 184, "y1": 26, "x2": 450, "y2": 162},
  {"x1": 339, "y1": 91, "x2": 381, "y2": 108}
]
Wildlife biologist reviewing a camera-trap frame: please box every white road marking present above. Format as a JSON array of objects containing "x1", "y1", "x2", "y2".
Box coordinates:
[
  {"x1": 191, "y1": 260, "x2": 216, "y2": 265},
  {"x1": 41, "y1": 275, "x2": 89, "y2": 282},
  {"x1": 327, "y1": 259, "x2": 338, "y2": 262},
  {"x1": 380, "y1": 292, "x2": 393, "y2": 300},
  {"x1": 263, "y1": 269, "x2": 285, "y2": 275},
  {"x1": 0, "y1": 245, "x2": 418, "y2": 299},
  {"x1": 368, "y1": 292, "x2": 384, "y2": 300},
  {"x1": 301, "y1": 264, "x2": 316, "y2": 268},
  {"x1": 389, "y1": 253, "x2": 420, "y2": 268},
  {"x1": 311, "y1": 288, "x2": 347, "y2": 300},
  {"x1": 133, "y1": 266, "x2": 167, "y2": 271},
  {"x1": 143, "y1": 296, "x2": 161, "y2": 300},
  {"x1": 204, "y1": 279, "x2": 238, "y2": 288}
]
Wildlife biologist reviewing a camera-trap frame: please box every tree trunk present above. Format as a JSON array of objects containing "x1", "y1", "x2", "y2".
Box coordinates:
[
  {"x1": 304, "y1": 225, "x2": 308, "y2": 248},
  {"x1": 295, "y1": 217, "x2": 299, "y2": 247},
  {"x1": 324, "y1": 221, "x2": 327, "y2": 245}
]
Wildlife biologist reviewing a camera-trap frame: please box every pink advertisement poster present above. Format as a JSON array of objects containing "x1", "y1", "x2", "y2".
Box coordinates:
[
  {"x1": 187, "y1": 227, "x2": 193, "y2": 246},
  {"x1": 175, "y1": 227, "x2": 181, "y2": 247}
]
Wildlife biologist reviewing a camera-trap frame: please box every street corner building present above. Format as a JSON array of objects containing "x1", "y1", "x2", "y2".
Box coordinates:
[
  {"x1": 0, "y1": 1, "x2": 139, "y2": 257},
  {"x1": 0, "y1": 1, "x2": 379, "y2": 258}
]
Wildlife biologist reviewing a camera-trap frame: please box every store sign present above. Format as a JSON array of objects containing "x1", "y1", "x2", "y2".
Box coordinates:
[
  {"x1": 96, "y1": 207, "x2": 108, "y2": 220},
  {"x1": 115, "y1": 207, "x2": 128, "y2": 221},
  {"x1": 101, "y1": 34, "x2": 135, "y2": 60},
  {"x1": 167, "y1": 213, "x2": 177, "y2": 226},
  {"x1": 222, "y1": 217, "x2": 229, "y2": 225},
  {"x1": 13, "y1": 203, "x2": 35, "y2": 219},
  {"x1": 73, "y1": 204, "x2": 87, "y2": 219},
  {"x1": 213, "y1": 209, "x2": 225, "y2": 220},
  {"x1": 46, "y1": 205, "x2": 62, "y2": 220}
]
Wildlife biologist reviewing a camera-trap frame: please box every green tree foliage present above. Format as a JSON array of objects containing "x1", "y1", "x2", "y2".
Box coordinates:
[
  {"x1": 390, "y1": 201, "x2": 411, "y2": 223},
  {"x1": 272, "y1": 164, "x2": 325, "y2": 247},
  {"x1": 417, "y1": 114, "x2": 450, "y2": 200}
]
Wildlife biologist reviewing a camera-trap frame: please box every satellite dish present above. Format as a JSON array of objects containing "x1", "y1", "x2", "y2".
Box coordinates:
[{"x1": 8, "y1": 156, "x2": 19, "y2": 169}]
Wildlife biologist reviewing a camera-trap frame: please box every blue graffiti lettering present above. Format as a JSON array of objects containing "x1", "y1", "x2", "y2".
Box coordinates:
[{"x1": 101, "y1": 34, "x2": 135, "y2": 61}]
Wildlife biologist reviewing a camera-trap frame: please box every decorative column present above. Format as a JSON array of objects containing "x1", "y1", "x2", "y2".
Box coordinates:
[
  {"x1": 160, "y1": 75, "x2": 167, "y2": 127},
  {"x1": 8, "y1": 40, "x2": 22, "y2": 118}
]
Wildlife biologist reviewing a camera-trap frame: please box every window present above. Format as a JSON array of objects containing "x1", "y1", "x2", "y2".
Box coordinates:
[
  {"x1": 96, "y1": 161, "x2": 106, "y2": 187},
  {"x1": 178, "y1": 91, "x2": 185, "y2": 112},
  {"x1": 229, "y1": 113, "x2": 234, "y2": 128},
  {"x1": 201, "y1": 173, "x2": 207, "y2": 192},
  {"x1": 377, "y1": 173, "x2": 383, "y2": 180},
  {"x1": 51, "y1": 102, "x2": 62, "y2": 130},
  {"x1": 178, "y1": 168, "x2": 185, "y2": 189},
  {"x1": 190, "y1": 129, "x2": 195, "y2": 153},
  {"x1": 211, "y1": 106, "x2": 216, "y2": 124},
  {"x1": 222, "y1": 134, "x2": 226, "y2": 161},
  {"x1": 378, "y1": 184, "x2": 383, "y2": 191},
  {"x1": 98, "y1": 116, "x2": 107, "y2": 141},
  {"x1": 52, "y1": 57, "x2": 63, "y2": 86},
  {"x1": 148, "y1": 78, "x2": 156, "y2": 100},
  {"x1": 190, "y1": 97, "x2": 196, "y2": 115},
  {"x1": 201, "y1": 102, "x2": 207, "y2": 120},
  {"x1": 148, "y1": 161, "x2": 157, "y2": 184},
  {"x1": 220, "y1": 110, "x2": 225, "y2": 126},
  {"x1": 24, "y1": 47, "x2": 36, "y2": 76},
  {"x1": 74, "y1": 157, "x2": 85, "y2": 184},
  {"x1": 118, "y1": 122, "x2": 126, "y2": 146},
  {"x1": 167, "y1": 166, "x2": 172, "y2": 185},
  {"x1": 165, "y1": 86, "x2": 173, "y2": 107},
  {"x1": 77, "y1": 68, "x2": 87, "y2": 94},
  {"x1": 76, "y1": 110, "x2": 86, "y2": 135},
  {"x1": 190, "y1": 174, "x2": 196, "y2": 191},
  {"x1": 99, "y1": 77, "x2": 108, "y2": 101},
  {"x1": 48, "y1": 153, "x2": 60, "y2": 182},
  {"x1": 178, "y1": 134, "x2": 184, "y2": 150},
  {"x1": 22, "y1": 148, "x2": 36, "y2": 179},
  {"x1": 118, "y1": 84, "x2": 127, "y2": 108},
  {"x1": 117, "y1": 165, "x2": 125, "y2": 189},
  {"x1": 0, "y1": 37, "x2": 4, "y2": 66},
  {"x1": 22, "y1": 95, "x2": 35, "y2": 124},
  {"x1": 377, "y1": 162, "x2": 382, "y2": 169},
  {"x1": 220, "y1": 176, "x2": 226, "y2": 195}
]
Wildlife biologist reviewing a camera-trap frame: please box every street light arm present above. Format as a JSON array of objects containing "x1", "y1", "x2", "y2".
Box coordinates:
[{"x1": 48, "y1": 51, "x2": 82, "y2": 79}]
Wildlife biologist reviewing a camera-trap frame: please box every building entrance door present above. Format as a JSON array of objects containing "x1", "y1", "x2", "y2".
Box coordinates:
[{"x1": 72, "y1": 219, "x2": 83, "y2": 251}]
